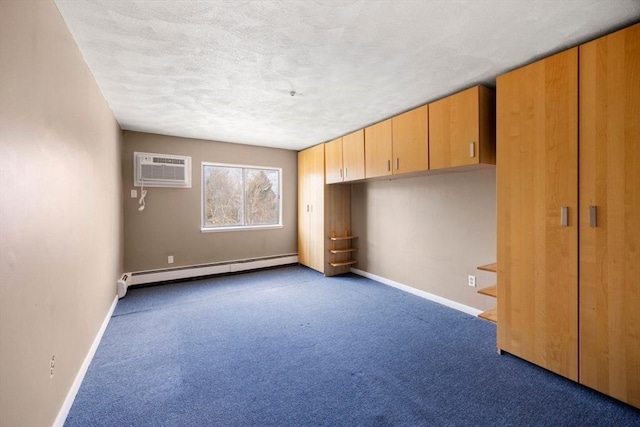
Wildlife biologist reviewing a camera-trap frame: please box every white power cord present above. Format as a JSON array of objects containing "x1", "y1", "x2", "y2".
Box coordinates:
[{"x1": 138, "y1": 181, "x2": 147, "y2": 212}]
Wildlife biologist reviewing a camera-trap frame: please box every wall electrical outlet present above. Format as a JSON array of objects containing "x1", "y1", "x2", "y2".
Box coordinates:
[
  {"x1": 131, "y1": 189, "x2": 137, "y2": 198},
  {"x1": 168, "y1": 255, "x2": 174, "y2": 264},
  {"x1": 468, "y1": 275, "x2": 476, "y2": 287},
  {"x1": 50, "y1": 355, "x2": 55, "y2": 379}
]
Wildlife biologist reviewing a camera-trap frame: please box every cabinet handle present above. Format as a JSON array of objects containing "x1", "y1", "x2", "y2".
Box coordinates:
[
  {"x1": 396, "y1": 158, "x2": 399, "y2": 170},
  {"x1": 339, "y1": 168, "x2": 343, "y2": 178},
  {"x1": 561, "y1": 206, "x2": 568, "y2": 227},
  {"x1": 306, "y1": 204, "x2": 309, "y2": 212},
  {"x1": 345, "y1": 168, "x2": 348, "y2": 178},
  {"x1": 589, "y1": 205, "x2": 597, "y2": 227},
  {"x1": 470, "y1": 142, "x2": 476, "y2": 158},
  {"x1": 310, "y1": 205, "x2": 313, "y2": 213},
  {"x1": 387, "y1": 160, "x2": 391, "y2": 171}
]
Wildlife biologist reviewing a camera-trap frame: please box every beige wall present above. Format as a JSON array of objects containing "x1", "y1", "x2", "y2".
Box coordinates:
[
  {"x1": 351, "y1": 168, "x2": 497, "y2": 311},
  {"x1": 123, "y1": 131, "x2": 297, "y2": 272},
  {"x1": 0, "y1": 1, "x2": 123, "y2": 426}
]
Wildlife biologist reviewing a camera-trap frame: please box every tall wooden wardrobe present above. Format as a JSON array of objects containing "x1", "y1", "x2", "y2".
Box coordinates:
[
  {"x1": 496, "y1": 23, "x2": 639, "y2": 408},
  {"x1": 298, "y1": 144, "x2": 352, "y2": 276}
]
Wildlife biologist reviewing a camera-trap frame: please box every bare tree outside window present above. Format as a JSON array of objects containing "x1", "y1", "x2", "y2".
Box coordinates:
[{"x1": 202, "y1": 164, "x2": 281, "y2": 230}]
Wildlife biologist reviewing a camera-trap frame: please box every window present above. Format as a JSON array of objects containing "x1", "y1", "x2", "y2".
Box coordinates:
[{"x1": 202, "y1": 163, "x2": 282, "y2": 231}]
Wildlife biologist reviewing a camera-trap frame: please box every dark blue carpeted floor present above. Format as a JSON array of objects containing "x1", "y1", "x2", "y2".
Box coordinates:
[{"x1": 65, "y1": 266, "x2": 640, "y2": 426}]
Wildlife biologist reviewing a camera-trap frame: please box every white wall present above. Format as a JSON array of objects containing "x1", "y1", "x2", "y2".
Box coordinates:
[{"x1": 0, "y1": 1, "x2": 123, "y2": 425}]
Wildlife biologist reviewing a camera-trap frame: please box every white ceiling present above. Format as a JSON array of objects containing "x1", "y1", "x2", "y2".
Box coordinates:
[{"x1": 53, "y1": 0, "x2": 640, "y2": 151}]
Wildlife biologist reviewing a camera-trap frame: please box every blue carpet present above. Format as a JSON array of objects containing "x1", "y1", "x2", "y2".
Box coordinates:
[{"x1": 65, "y1": 266, "x2": 640, "y2": 426}]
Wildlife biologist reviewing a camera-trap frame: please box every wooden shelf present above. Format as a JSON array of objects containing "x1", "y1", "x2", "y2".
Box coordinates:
[
  {"x1": 328, "y1": 233, "x2": 358, "y2": 271},
  {"x1": 329, "y1": 260, "x2": 358, "y2": 267},
  {"x1": 329, "y1": 248, "x2": 358, "y2": 254},
  {"x1": 478, "y1": 307, "x2": 497, "y2": 323},
  {"x1": 477, "y1": 262, "x2": 497, "y2": 273},
  {"x1": 478, "y1": 284, "x2": 497, "y2": 298},
  {"x1": 330, "y1": 236, "x2": 357, "y2": 241}
]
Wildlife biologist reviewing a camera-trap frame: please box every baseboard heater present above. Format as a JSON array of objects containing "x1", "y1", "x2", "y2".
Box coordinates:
[{"x1": 117, "y1": 254, "x2": 298, "y2": 298}]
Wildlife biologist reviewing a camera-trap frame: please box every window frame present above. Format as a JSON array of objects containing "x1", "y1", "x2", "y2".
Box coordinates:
[{"x1": 201, "y1": 162, "x2": 283, "y2": 233}]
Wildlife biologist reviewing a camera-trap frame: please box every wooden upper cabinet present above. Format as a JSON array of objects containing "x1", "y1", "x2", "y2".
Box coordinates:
[
  {"x1": 324, "y1": 137, "x2": 343, "y2": 184},
  {"x1": 341, "y1": 129, "x2": 365, "y2": 182},
  {"x1": 429, "y1": 86, "x2": 496, "y2": 170},
  {"x1": 325, "y1": 132, "x2": 365, "y2": 184},
  {"x1": 578, "y1": 23, "x2": 640, "y2": 408},
  {"x1": 364, "y1": 119, "x2": 393, "y2": 178},
  {"x1": 391, "y1": 105, "x2": 429, "y2": 174}
]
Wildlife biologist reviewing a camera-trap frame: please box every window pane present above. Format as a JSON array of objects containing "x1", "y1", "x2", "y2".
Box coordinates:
[
  {"x1": 204, "y1": 166, "x2": 243, "y2": 227},
  {"x1": 244, "y1": 169, "x2": 279, "y2": 225}
]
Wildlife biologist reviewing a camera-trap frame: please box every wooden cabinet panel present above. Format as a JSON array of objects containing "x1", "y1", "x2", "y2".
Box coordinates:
[
  {"x1": 297, "y1": 149, "x2": 311, "y2": 267},
  {"x1": 324, "y1": 137, "x2": 343, "y2": 184},
  {"x1": 391, "y1": 105, "x2": 429, "y2": 174},
  {"x1": 496, "y1": 47, "x2": 579, "y2": 381},
  {"x1": 342, "y1": 129, "x2": 365, "y2": 181},
  {"x1": 298, "y1": 144, "x2": 325, "y2": 273},
  {"x1": 579, "y1": 23, "x2": 640, "y2": 408},
  {"x1": 364, "y1": 119, "x2": 392, "y2": 178},
  {"x1": 308, "y1": 144, "x2": 325, "y2": 272},
  {"x1": 429, "y1": 86, "x2": 495, "y2": 170}
]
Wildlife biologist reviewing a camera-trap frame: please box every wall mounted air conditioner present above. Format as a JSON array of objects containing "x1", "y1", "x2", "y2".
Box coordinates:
[{"x1": 134, "y1": 152, "x2": 192, "y2": 188}]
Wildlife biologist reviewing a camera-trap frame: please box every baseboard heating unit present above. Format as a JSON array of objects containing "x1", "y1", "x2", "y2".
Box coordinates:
[{"x1": 117, "y1": 254, "x2": 298, "y2": 298}]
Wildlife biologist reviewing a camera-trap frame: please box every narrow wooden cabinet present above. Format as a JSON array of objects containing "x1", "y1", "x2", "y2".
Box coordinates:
[
  {"x1": 578, "y1": 23, "x2": 640, "y2": 408},
  {"x1": 298, "y1": 145, "x2": 352, "y2": 276},
  {"x1": 324, "y1": 137, "x2": 343, "y2": 184},
  {"x1": 391, "y1": 105, "x2": 429, "y2": 174},
  {"x1": 429, "y1": 86, "x2": 495, "y2": 170},
  {"x1": 497, "y1": 47, "x2": 579, "y2": 381},
  {"x1": 364, "y1": 119, "x2": 393, "y2": 178},
  {"x1": 298, "y1": 144, "x2": 325, "y2": 272},
  {"x1": 325, "y1": 131, "x2": 365, "y2": 183}
]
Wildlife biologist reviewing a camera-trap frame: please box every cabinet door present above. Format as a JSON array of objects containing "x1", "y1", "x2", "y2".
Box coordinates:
[
  {"x1": 429, "y1": 86, "x2": 495, "y2": 169},
  {"x1": 297, "y1": 149, "x2": 310, "y2": 267},
  {"x1": 324, "y1": 137, "x2": 343, "y2": 184},
  {"x1": 342, "y1": 129, "x2": 365, "y2": 181},
  {"x1": 579, "y1": 23, "x2": 640, "y2": 408},
  {"x1": 391, "y1": 105, "x2": 428, "y2": 174},
  {"x1": 496, "y1": 48, "x2": 579, "y2": 381},
  {"x1": 364, "y1": 119, "x2": 392, "y2": 178},
  {"x1": 309, "y1": 144, "x2": 326, "y2": 272}
]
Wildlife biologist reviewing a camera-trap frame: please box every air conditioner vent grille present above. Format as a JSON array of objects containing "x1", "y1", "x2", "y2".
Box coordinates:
[
  {"x1": 134, "y1": 152, "x2": 192, "y2": 188},
  {"x1": 140, "y1": 163, "x2": 186, "y2": 181}
]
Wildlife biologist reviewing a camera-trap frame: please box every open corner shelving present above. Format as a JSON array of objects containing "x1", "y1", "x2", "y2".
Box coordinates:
[
  {"x1": 329, "y1": 233, "x2": 358, "y2": 268},
  {"x1": 477, "y1": 262, "x2": 497, "y2": 324}
]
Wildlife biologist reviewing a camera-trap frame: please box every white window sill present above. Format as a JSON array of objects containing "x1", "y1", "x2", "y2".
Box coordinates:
[{"x1": 201, "y1": 224, "x2": 283, "y2": 233}]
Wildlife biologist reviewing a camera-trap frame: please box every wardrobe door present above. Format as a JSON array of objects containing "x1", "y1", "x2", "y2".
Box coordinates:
[
  {"x1": 496, "y1": 47, "x2": 579, "y2": 380},
  {"x1": 297, "y1": 149, "x2": 311, "y2": 267},
  {"x1": 309, "y1": 143, "x2": 326, "y2": 272},
  {"x1": 579, "y1": 23, "x2": 640, "y2": 408}
]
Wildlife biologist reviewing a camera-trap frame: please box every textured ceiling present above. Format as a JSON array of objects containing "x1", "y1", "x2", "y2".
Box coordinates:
[{"x1": 53, "y1": 0, "x2": 640, "y2": 151}]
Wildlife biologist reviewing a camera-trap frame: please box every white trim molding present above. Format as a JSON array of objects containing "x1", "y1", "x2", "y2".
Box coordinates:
[
  {"x1": 350, "y1": 268, "x2": 482, "y2": 317},
  {"x1": 54, "y1": 295, "x2": 118, "y2": 427}
]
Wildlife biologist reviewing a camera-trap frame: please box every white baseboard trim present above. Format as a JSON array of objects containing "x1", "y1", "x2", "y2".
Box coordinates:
[
  {"x1": 350, "y1": 267, "x2": 482, "y2": 317},
  {"x1": 54, "y1": 294, "x2": 118, "y2": 427},
  {"x1": 127, "y1": 254, "x2": 299, "y2": 289}
]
